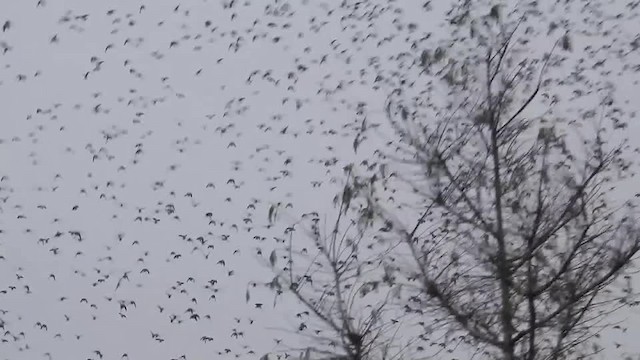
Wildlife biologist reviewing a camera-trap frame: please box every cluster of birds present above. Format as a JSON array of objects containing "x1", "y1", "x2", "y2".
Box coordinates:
[
  {"x1": 2, "y1": 0, "x2": 639, "y2": 359},
  {"x1": 0, "y1": 0, "x2": 428, "y2": 359}
]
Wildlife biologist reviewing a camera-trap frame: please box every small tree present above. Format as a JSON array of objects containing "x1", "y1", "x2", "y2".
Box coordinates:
[
  {"x1": 264, "y1": 174, "x2": 418, "y2": 360},
  {"x1": 355, "y1": 1, "x2": 640, "y2": 359}
]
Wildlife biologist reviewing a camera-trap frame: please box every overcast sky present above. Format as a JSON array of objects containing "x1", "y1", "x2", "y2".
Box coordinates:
[
  {"x1": 0, "y1": 1, "x2": 405, "y2": 359},
  {"x1": 1, "y1": 1, "x2": 640, "y2": 360}
]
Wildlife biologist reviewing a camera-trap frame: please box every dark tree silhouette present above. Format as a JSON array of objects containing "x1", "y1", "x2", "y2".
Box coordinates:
[
  {"x1": 353, "y1": 1, "x2": 640, "y2": 359},
  {"x1": 265, "y1": 172, "x2": 420, "y2": 360},
  {"x1": 269, "y1": 0, "x2": 640, "y2": 359}
]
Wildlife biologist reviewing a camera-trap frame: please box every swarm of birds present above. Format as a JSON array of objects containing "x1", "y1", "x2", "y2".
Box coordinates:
[{"x1": 1, "y1": 0, "x2": 639, "y2": 359}]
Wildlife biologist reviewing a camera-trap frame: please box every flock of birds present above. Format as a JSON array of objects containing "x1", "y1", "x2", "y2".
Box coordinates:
[
  {"x1": 2, "y1": 0, "x2": 640, "y2": 359},
  {"x1": 0, "y1": 0, "x2": 430, "y2": 359}
]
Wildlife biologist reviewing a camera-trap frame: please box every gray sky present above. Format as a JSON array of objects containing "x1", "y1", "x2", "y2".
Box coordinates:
[
  {"x1": 1, "y1": 1, "x2": 640, "y2": 360},
  {"x1": 0, "y1": 1, "x2": 403, "y2": 359}
]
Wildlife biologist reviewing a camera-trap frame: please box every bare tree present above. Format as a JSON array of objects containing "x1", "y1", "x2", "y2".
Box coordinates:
[
  {"x1": 351, "y1": 1, "x2": 640, "y2": 360},
  {"x1": 263, "y1": 172, "x2": 421, "y2": 360},
  {"x1": 251, "y1": 0, "x2": 640, "y2": 359}
]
